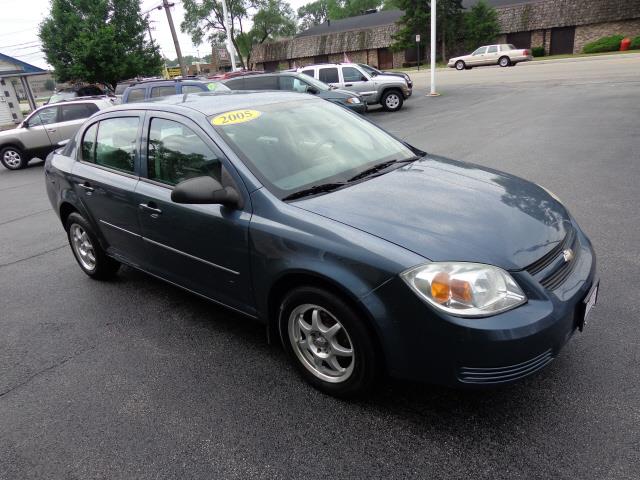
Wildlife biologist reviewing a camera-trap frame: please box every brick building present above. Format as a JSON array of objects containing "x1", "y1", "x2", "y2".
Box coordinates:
[{"x1": 251, "y1": 0, "x2": 640, "y2": 71}]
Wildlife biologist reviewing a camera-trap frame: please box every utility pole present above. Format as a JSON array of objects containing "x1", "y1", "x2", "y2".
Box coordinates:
[
  {"x1": 162, "y1": 0, "x2": 188, "y2": 77},
  {"x1": 428, "y1": 0, "x2": 439, "y2": 96},
  {"x1": 146, "y1": 16, "x2": 156, "y2": 48},
  {"x1": 221, "y1": 0, "x2": 238, "y2": 71}
]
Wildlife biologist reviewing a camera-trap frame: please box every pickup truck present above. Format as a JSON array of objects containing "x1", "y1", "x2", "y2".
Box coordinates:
[{"x1": 448, "y1": 44, "x2": 533, "y2": 70}]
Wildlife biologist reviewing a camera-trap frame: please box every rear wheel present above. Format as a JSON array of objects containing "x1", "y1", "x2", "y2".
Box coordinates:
[
  {"x1": 65, "y1": 212, "x2": 120, "y2": 279},
  {"x1": 455, "y1": 60, "x2": 465, "y2": 71},
  {"x1": 499, "y1": 56, "x2": 511, "y2": 67},
  {"x1": 279, "y1": 286, "x2": 378, "y2": 397},
  {"x1": 381, "y1": 90, "x2": 403, "y2": 112},
  {"x1": 1, "y1": 146, "x2": 27, "y2": 170}
]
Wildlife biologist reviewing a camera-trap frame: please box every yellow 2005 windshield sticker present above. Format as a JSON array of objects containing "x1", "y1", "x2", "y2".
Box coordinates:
[{"x1": 212, "y1": 109, "x2": 261, "y2": 126}]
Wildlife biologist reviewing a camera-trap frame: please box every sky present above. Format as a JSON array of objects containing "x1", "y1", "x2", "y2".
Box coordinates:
[{"x1": 0, "y1": 0, "x2": 310, "y2": 70}]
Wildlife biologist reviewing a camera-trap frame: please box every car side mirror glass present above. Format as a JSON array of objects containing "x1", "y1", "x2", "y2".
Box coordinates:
[{"x1": 171, "y1": 176, "x2": 241, "y2": 208}]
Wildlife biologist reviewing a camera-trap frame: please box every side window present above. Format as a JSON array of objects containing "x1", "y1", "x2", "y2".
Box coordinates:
[
  {"x1": 151, "y1": 85, "x2": 177, "y2": 98},
  {"x1": 319, "y1": 68, "x2": 339, "y2": 84},
  {"x1": 244, "y1": 76, "x2": 278, "y2": 90},
  {"x1": 81, "y1": 123, "x2": 98, "y2": 162},
  {"x1": 60, "y1": 103, "x2": 98, "y2": 122},
  {"x1": 279, "y1": 76, "x2": 294, "y2": 90},
  {"x1": 94, "y1": 117, "x2": 139, "y2": 173},
  {"x1": 147, "y1": 118, "x2": 221, "y2": 186},
  {"x1": 223, "y1": 78, "x2": 244, "y2": 90},
  {"x1": 28, "y1": 106, "x2": 58, "y2": 126},
  {"x1": 342, "y1": 67, "x2": 367, "y2": 82},
  {"x1": 181, "y1": 85, "x2": 205, "y2": 94},
  {"x1": 301, "y1": 69, "x2": 314, "y2": 78},
  {"x1": 487, "y1": 45, "x2": 498, "y2": 53},
  {"x1": 126, "y1": 88, "x2": 146, "y2": 103},
  {"x1": 472, "y1": 47, "x2": 487, "y2": 55}
]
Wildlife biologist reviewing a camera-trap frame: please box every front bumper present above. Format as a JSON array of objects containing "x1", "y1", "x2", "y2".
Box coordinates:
[
  {"x1": 344, "y1": 101, "x2": 367, "y2": 114},
  {"x1": 360, "y1": 226, "x2": 597, "y2": 387}
]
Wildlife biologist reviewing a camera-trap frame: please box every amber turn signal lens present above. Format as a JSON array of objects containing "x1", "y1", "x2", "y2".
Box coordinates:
[
  {"x1": 451, "y1": 278, "x2": 473, "y2": 303},
  {"x1": 431, "y1": 272, "x2": 451, "y2": 304}
]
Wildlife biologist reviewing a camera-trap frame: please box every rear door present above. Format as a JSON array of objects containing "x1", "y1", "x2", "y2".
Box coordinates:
[
  {"x1": 51, "y1": 102, "x2": 99, "y2": 144},
  {"x1": 485, "y1": 45, "x2": 499, "y2": 65},
  {"x1": 71, "y1": 112, "x2": 147, "y2": 266},
  {"x1": 318, "y1": 67, "x2": 340, "y2": 89},
  {"x1": 134, "y1": 112, "x2": 254, "y2": 312}
]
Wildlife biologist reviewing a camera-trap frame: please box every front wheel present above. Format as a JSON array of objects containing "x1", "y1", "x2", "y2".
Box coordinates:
[
  {"x1": 279, "y1": 286, "x2": 379, "y2": 397},
  {"x1": 499, "y1": 56, "x2": 511, "y2": 67},
  {"x1": 65, "y1": 212, "x2": 120, "y2": 279},
  {"x1": 455, "y1": 60, "x2": 465, "y2": 71},
  {"x1": 1, "y1": 146, "x2": 27, "y2": 170},
  {"x1": 381, "y1": 90, "x2": 403, "y2": 112}
]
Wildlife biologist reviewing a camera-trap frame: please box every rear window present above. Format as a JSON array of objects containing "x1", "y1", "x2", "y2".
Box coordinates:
[
  {"x1": 301, "y1": 69, "x2": 314, "y2": 78},
  {"x1": 60, "y1": 103, "x2": 99, "y2": 122},
  {"x1": 126, "y1": 88, "x2": 146, "y2": 103},
  {"x1": 501, "y1": 44, "x2": 516, "y2": 51}
]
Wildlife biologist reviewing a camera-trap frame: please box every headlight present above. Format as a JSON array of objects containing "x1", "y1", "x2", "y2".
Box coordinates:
[
  {"x1": 401, "y1": 262, "x2": 526, "y2": 317},
  {"x1": 346, "y1": 97, "x2": 361, "y2": 104}
]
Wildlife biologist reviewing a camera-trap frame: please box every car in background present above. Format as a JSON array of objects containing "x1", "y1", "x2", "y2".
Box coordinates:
[
  {"x1": 356, "y1": 63, "x2": 413, "y2": 92},
  {"x1": 209, "y1": 69, "x2": 265, "y2": 80},
  {"x1": 220, "y1": 72, "x2": 366, "y2": 114},
  {"x1": 45, "y1": 91, "x2": 597, "y2": 397},
  {"x1": 46, "y1": 84, "x2": 116, "y2": 105},
  {"x1": 297, "y1": 63, "x2": 410, "y2": 112},
  {"x1": 448, "y1": 44, "x2": 532, "y2": 70},
  {"x1": 121, "y1": 79, "x2": 230, "y2": 103},
  {"x1": 0, "y1": 98, "x2": 113, "y2": 170}
]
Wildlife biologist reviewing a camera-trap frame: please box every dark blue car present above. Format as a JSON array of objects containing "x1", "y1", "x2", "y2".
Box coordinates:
[{"x1": 44, "y1": 91, "x2": 598, "y2": 397}]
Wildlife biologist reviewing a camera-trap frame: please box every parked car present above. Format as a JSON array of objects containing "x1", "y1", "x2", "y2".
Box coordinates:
[
  {"x1": 448, "y1": 44, "x2": 533, "y2": 70},
  {"x1": 356, "y1": 63, "x2": 413, "y2": 92},
  {"x1": 44, "y1": 91, "x2": 598, "y2": 397},
  {"x1": 121, "y1": 79, "x2": 230, "y2": 103},
  {"x1": 209, "y1": 69, "x2": 265, "y2": 80},
  {"x1": 220, "y1": 72, "x2": 366, "y2": 113},
  {"x1": 298, "y1": 63, "x2": 410, "y2": 112},
  {"x1": 46, "y1": 85, "x2": 116, "y2": 105},
  {"x1": 0, "y1": 98, "x2": 114, "y2": 170}
]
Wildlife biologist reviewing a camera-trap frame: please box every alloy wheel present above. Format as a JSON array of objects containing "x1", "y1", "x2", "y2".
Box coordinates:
[
  {"x1": 288, "y1": 304, "x2": 355, "y2": 383},
  {"x1": 3, "y1": 150, "x2": 22, "y2": 168},
  {"x1": 385, "y1": 94, "x2": 400, "y2": 110},
  {"x1": 70, "y1": 224, "x2": 97, "y2": 271}
]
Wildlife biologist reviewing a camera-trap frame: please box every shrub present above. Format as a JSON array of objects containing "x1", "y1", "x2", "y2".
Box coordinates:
[
  {"x1": 582, "y1": 35, "x2": 624, "y2": 54},
  {"x1": 630, "y1": 36, "x2": 640, "y2": 50},
  {"x1": 531, "y1": 46, "x2": 545, "y2": 57}
]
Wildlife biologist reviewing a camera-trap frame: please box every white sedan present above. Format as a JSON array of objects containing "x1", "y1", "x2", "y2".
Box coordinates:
[{"x1": 448, "y1": 44, "x2": 532, "y2": 70}]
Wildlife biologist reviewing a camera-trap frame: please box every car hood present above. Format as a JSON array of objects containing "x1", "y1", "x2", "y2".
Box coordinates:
[
  {"x1": 373, "y1": 74, "x2": 407, "y2": 85},
  {"x1": 293, "y1": 155, "x2": 571, "y2": 271}
]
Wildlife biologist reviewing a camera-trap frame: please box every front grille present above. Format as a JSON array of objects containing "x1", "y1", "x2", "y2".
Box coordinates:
[
  {"x1": 526, "y1": 227, "x2": 576, "y2": 276},
  {"x1": 458, "y1": 349, "x2": 553, "y2": 384},
  {"x1": 524, "y1": 226, "x2": 579, "y2": 291}
]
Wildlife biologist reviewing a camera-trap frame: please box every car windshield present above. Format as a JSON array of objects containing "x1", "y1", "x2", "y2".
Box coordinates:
[
  {"x1": 48, "y1": 91, "x2": 77, "y2": 103},
  {"x1": 211, "y1": 100, "x2": 415, "y2": 198},
  {"x1": 297, "y1": 75, "x2": 330, "y2": 92},
  {"x1": 358, "y1": 64, "x2": 380, "y2": 75}
]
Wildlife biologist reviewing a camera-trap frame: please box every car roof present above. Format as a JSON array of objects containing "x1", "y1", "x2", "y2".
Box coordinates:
[
  {"x1": 39, "y1": 98, "x2": 112, "y2": 109},
  {"x1": 125, "y1": 78, "x2": 210, "y2": 88},
  {"x1": 105, "y1": 91, "x2": 316, "y2": 117},
  {"x1": 221, "y1": 72, "x2": 298, "y2": 81}
]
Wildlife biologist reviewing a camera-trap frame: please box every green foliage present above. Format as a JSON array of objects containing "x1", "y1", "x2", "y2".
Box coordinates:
[
  {"x1": 462, "y1": 0, "x2": 500, "y2": 51},
  {"x1": 531, "y1": 46, "x2": 545, "y2": 57},
  {"x1": 297, "y1": 0, "x2": 386, "y2": 32},
  {"x1": 582, "y1": 35, "x2": 624, "y2": 54},
  {"x1": 297, "y1": 0, "x2": 331, "y2": 31},
  {"x1": 630, "y1": 36, "x2": 640, "y2": 50},
  {"x1": 39, "y1": 0, "x2": 162, "y2": 90}
]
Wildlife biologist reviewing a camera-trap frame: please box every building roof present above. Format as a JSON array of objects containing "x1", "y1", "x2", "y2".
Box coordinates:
[
  {"x1": 0, "y1": 52, "x2": 46, "y2": 74},
  {"x1": 462, "y1": 0, "x2": 536, "y2": 7},
  {"x1": 296, "y1": 9, "x2": 404, "y2": 38}
]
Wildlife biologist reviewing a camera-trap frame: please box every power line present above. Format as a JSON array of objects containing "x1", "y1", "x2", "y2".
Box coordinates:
[{"x1": 1, "y1": 40, "x2": 41, "y2": 48}]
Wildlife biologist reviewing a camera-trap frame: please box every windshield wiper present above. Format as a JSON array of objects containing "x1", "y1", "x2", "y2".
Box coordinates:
[
  {"x1": 282, "y1": 182, "x2": 347, "y2": 201},
  {"x1": 347, "y1": 157, "x2": 417, "y2": 183}
]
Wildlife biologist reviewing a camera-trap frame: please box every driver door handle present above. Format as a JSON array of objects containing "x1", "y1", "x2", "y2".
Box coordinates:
[
  {"x1": 345, "y1": 83, "x2": 353, "y2": 87},
  {"x1": 47, "y1": 128, "x2": 57, "y2": 133},
  {"x1": 78, "y1": 182, "x2": 94, "y2": 193},
  {"x1": 139, "y1": 202, "x2": 162, "y2": 215}
]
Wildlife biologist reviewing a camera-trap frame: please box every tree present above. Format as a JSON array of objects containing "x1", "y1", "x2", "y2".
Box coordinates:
[
  {"x1": 297, "y1": 0, "x2": 386, "y2": 32},
  {"x1": 462, "y1": 0, "x2": 500, "y2": 50},
  {"x1": 297, "y1": 0, "x2": 330, "y2": 31},
  {"x1": 39, "y1": 0, "x2": 162, "y2": 90}
]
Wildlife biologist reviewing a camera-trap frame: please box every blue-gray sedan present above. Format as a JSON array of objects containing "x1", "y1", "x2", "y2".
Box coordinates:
[{"x1": 45, "y1": 91, "x2": 598, "y2": 397}]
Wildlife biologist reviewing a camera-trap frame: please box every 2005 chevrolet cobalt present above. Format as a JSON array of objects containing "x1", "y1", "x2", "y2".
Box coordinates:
[{"x1": 45, "y1": 92, "x2": 598, "y2": 397}]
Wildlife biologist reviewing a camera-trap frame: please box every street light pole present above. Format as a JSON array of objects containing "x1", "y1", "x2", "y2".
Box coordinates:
[
  {"x1": 221, "y1": 0, "x2": 238, "y2": 71},
  {"x1": 162, "y1": 0, "x2": 188, "y2": 77},
  {"x1": 428, "y1": 0, "x2": 439, "y2": 96}
]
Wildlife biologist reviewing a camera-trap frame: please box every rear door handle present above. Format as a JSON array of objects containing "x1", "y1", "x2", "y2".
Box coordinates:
[{"x1": 139, "y1": 202, "x2": 162, "y2": 215}]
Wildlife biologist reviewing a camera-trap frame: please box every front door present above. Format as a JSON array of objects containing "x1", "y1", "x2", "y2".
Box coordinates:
[
  {"x1": 469, "y1": 46, "x2": 488, "y2": 65},
  {"x1": 22, "y1": 105, "x2": 57, "y2": 159},
  {"x1": 134, "y1": 113, "x2": 253, "y2": 313},
  {"x1": 71, "y1": 113, "x2": 147, "y2": 266},
  {"x1": 340, "y1": 66, "x2": 376, "y2": 100}
]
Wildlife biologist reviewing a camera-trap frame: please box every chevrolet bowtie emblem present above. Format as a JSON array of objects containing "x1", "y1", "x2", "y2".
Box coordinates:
[{"x1": 562, "y1": 248, "x2": 574, "y2": 263}]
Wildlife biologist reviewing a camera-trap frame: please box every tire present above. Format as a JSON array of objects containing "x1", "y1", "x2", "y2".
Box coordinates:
[
  {"x1": 499, "y1": 56, "x2": 511, "y2": 67},
  {"x1": 381, "y1": 89, "x2": 403, "y2": 112},
  {"x1": 65, "y1": 212, "x2": 120, "y2": 279},
  {"x1": 455, "y1": 60, "x2": 465, "y2": 71},
  {"x1": 279, "y1": 286, "x2": 379, "y2": 398},
  {"x1": 0, "y1": 146, "x2": 27, "y2": 170}
]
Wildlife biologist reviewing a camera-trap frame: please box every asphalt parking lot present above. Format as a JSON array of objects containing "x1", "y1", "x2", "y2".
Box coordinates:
[{"x1": 2, "y1": 54, "x2": 639, "y2": 479}]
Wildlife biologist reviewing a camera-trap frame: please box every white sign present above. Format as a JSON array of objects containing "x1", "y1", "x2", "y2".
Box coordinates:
[{"x1": 416, "y1": 34, "x2": 421, "y2": 42}]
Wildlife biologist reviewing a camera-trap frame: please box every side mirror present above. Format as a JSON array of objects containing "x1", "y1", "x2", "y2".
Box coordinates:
[
  {"x1": 22, "y1": 121, "x2": 29, "y2": 128},
  {"x1": 171, "y1": 176, "x2": 241, "y2": 208},
  {"x1": 306, "y1": 86, "x2": 319, "y2": 95}
]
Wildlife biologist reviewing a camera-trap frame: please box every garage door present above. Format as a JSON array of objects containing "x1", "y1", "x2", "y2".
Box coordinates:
[
  {"x1": 378, "y1": 48, "x2": 393, "y2": 69},
  {"x1": 550, "y1": 27, "x2": 575, "y2": 55},
  {"x1": 506, "y1": 31, "x2": 532, "y2": 49}
]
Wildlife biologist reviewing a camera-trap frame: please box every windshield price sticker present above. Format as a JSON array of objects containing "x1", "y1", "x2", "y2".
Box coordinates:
[{"x1": 212, "y1": 110, "x2": 262, "y2": 126}]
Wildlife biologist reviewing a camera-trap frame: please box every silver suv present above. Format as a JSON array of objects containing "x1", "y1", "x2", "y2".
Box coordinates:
[
  {"x1": 0, "y1": 99, "x2": 113, "y2": 170},
  {"x1": 297, "y1": 63, "x2": 410, "y2": 112}
]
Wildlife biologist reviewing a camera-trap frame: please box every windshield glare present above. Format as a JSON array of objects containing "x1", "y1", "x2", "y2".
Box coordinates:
[
  {"x1": 48, "y1": 91, "x2": 77, "y2": 103},
  {"x1": 299, "y1": 75, "x2": 330, "y2": 91},
  {"x1": 212, "y1": 100, "x2": 415, "y2": 198},
  {"x1": 358, "y1": 64, "x2": 379, "y2": 76}
]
